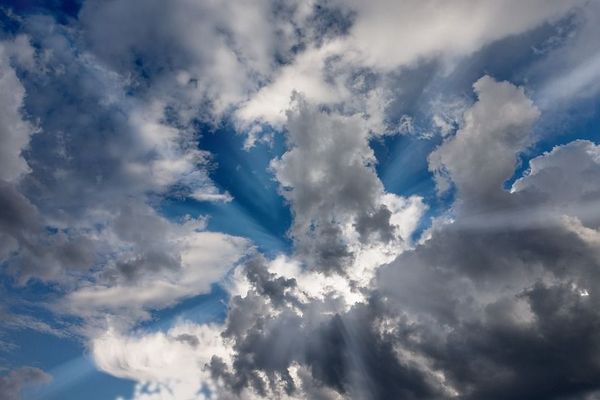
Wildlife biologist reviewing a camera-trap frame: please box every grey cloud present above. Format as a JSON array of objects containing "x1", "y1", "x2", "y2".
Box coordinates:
[
  {"x1": 244, "y1": 255, "x2": 298, "y2": 307},
  {"x1": 212, "y1": 257, "x2": 448, "y2": 400},
  {"x1": 0, "y1": 37, "x2": 35, "y2": 183},
  {"x1": 0, "y1": 180, "x2": 95, "y2": 284},
  {"x1": 354, "y1": 205, "x2": 395, "y2": 243},
  {"x1": 174, "y1": 334, "x2": 199, "y2": 348},
  {"x1": 375, "y1": 77, "x2": 600, "y2": 399},
  {"x1": 78, "y1": 0, "x2": 325, "y2": 119},
  {"x1": 272, "y1": 96, "x2": 395, "y2": 273},
  {"x1": 512, "y1": 139, "x2": 600, "y2": 226},
  {"x1": 428, "y1": 75, "x2": 540, "y2": 210},
  {"x1": 0, "y1": 15, "x2": 227, "y2": 289},
  {"x1": 0, "y1": 367, "x2": 51, "y2": 400}
]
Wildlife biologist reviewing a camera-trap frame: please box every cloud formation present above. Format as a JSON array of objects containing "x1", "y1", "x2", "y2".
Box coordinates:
[
  {"x1": 1, "y1": 2, "x2": 600, "y2": 400},
  {"x1": 91, "y1": 77, "x2": 600, "y2": 400}
]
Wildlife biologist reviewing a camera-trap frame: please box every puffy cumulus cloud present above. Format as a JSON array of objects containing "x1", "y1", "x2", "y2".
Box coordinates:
[
  {"x1": 376, "y1": 77, "x2": 600, "y2": 399},
  {"x1": 511, "y1": 140, "x2": 600, "y2": 224},
  {"x1": 428, "y1": 76, "x2": 540, "y2": 209},
  {"x1": 271, "y1": 95, "x2": 425, "y2": 275},
  {"x1": 204, "y1": 255, "x2": 458, "y2": 400},
  {"x1": 0, "y1": 367, "x2": 51, "y2": 400},
  {"x1": 93, "y1": 321, "x2": 231, "y2": 400}
]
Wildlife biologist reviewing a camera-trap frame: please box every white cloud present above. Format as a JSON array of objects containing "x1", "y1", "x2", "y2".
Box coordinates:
[
  {"x1": 235, "y1": 42, "x2": 351, "y2": 127},
  {"x1": 340, "y1": 0, "x2": 581, "y2": 71},
  {"x1": 63, "y1": 230, "x2": 250, "y2": 324},
  {"x1": 93, "y1": 321, "x2": 230, "y2": 400},
  {"x1": 512, "y1": 139, "x2": 600, "y2": 224},
  {"x1": 235, "y1": 0, "x2": 582, "y2": 128},
  {"x1": 533, "y1": 2, "x2": 600, "y2": 107}
]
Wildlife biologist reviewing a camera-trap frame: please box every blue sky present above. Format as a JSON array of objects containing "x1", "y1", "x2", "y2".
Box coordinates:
[{"x1": 1, "y1": 1, "x2": 600, "y2": 400}]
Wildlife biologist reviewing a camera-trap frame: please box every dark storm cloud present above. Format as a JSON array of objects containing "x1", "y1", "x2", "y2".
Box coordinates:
[
  {"x1": 211, "y1": 257, "x2": 449, "y2": 399},
  {"x1": 375, "y1": 77, "x2": 600, "y2": 399}
]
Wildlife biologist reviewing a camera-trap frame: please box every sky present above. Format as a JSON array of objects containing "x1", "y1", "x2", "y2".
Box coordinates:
[{"x1": 1, "y1": 1, "x2": 600, "y2": 399}]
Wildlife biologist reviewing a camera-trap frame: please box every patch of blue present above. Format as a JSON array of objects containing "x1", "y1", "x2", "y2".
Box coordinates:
[
  {"x1": 507, "y1": 97, "x2": 600, "y2": 188},
  {"x1": 0, "y1": 0, "x2": 82, "y2": 25},
  {"x1": 161, "y1": 124, "x2": 293, "y2": 256},
  {"x1": 2, "y1": 329, "x2": 133, "y2": 400},
  {"x1": 372, "y1": 133, "x2": 453, "y2": 241},
  {"x1": 138, "y1": 283, "x2": 229, "y2": 333}
]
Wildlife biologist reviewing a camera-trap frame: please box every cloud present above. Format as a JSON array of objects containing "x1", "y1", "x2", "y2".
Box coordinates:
[
  {"x1": 428, "y1": 75, "x2": 540, "y2": 208},
  {"x1": 376, "y1": 77, "x2": 600, "y2": 399},
  {"x1": 338, "y1": 0, "x2": 582, "y2": 71},
  {"x1": 0, "y1": 36, "x2": 36, "y2": 182},
  {"x1": 123, "y1": 76, "x2": 600, "y2": 400},
  {"x1": 533, "y1": 2, "x2": 600, "y2": 107},
  {"x1": 271, "y1": 95, "x2": 424, "y2": 274},
  {"x1": 2, "y1": 2, "x2": 600, "y2": 400},
  {"x1": 235, "y1": 42, "x2": 352, "y2": 128},
  {"x1": 0, "y1": 13, "x2": 241, "y2": 291},
  {"x1": 235, "y1": 0, "x2": 583, "y2": 129},
  {"x1": 511, "y1": 140, "x2": 600, "y2": 223},
  {"x1": 63, "y1": 229, "x2": 250, "y2": 328},
  {"x1": 0, "y1": 367, "x2": 51, "y2": 400},
  {"x1": 0, "y1": 12, "x2": 253, "y2": 358},
  {"x1": 0, "y1": 306, "x2": 69, "y2": 339},
  {"x1": 78, "y1": 0, "x2": 317, "y2": 119},
  {"x1": 92, "y1": 321, "x2": 230, "y2": 399}
]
